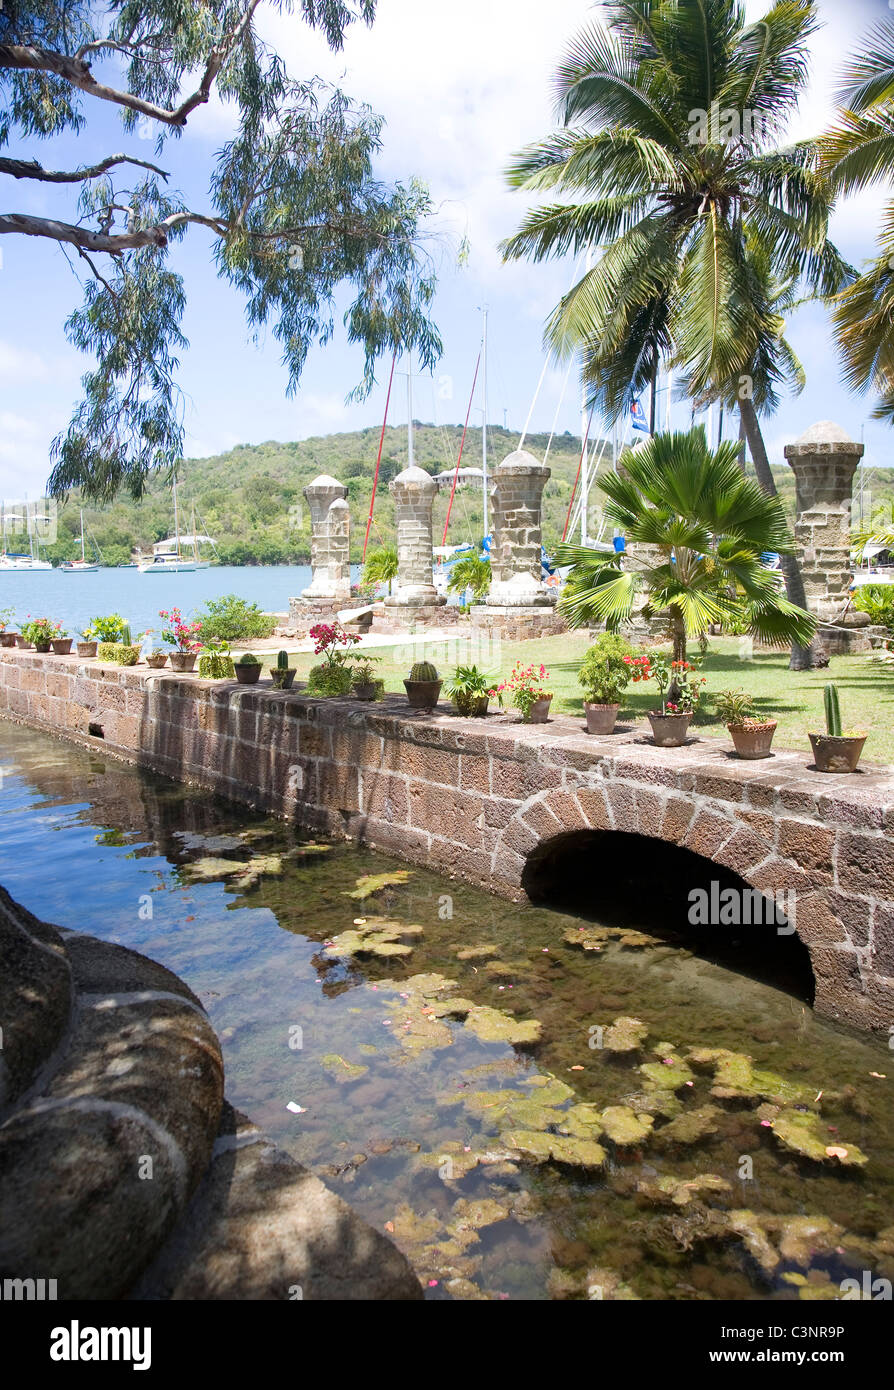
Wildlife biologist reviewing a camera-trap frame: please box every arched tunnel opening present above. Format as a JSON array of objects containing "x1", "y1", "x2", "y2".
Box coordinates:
[{"x1": 522, "y1": 829, "x2": 815, "y2": 1005}]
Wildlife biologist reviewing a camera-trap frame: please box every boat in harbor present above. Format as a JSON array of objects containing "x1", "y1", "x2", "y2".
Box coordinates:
[
  {"x1": 0, "y1": 551, "x2": 53, "y2": 571},
  {"x1": 138, "y1": 477, "x2": 215, "y2": 573},
  {"x1": 59, "y1": 510, "x2": 102, "y2": 573}
]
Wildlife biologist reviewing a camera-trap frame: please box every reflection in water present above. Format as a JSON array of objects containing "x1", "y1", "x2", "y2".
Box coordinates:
[{"x1": 2, "y1": 721, "x2": 892, "y2": 1302}]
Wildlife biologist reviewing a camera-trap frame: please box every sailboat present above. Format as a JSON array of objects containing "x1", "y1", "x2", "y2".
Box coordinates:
[
  {"x1": 138, "y1": 476, "x2": 215, "y2": 573},
  {"x1": 0, "y1": 501, "x2": 53, "y2": 571},
  {"x1": 60, "y1": 510, "x2": 101, "y2": 573}
]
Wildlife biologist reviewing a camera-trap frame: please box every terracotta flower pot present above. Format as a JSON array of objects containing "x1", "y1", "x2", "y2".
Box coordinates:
[
  {"x1": 404, "y1": 678, "x2": 442, "y2": 710},
  {"x1": 648, "y1": 711, "x2": 691, "y2": 747},
  {"x1": 14, "y1": 634, "x2": 28, "y2": 649},
  {"x1": 146, "y1": 654, "x2": 168, "y2": 669},
  {"x1": 169, "y1": 652, "x2": 198, "y2": 673},
  {"x1": 76, "y1": 641, "x2": 97, "y2": 658},
  {"x1": 33, "y1": 640, "x2": 51, "y2": 653},
  {"x1": 728, "y1": 720, "x2": 777, "y2": 759},
  {"x1": 353, "y1": 680, "x2": 379, "y2": 701},
  {"x1": 453, "y1": 691, "x2": 490, "y2": 717},
  {"x1": 0, "y1": 632, "x2": 17, "y2": 647},
  {"x1": 269, "y1": 667, "x2": 297, "y2": 690},
  {"x1": 527, "y1": 695, "x2": 553, "y2": 724},
  {"x1": 809, "y1": 732, "x2": 867, "y2": 774},
  {"x1": 585, "y1": 701, "x2": 620, "y2": 735},
  {"x1": 51, "y1": 638, "x2": 73, "y2": 655},
  {"x1": 235, "y1": 662, "x2": 261, "y2": 684}
]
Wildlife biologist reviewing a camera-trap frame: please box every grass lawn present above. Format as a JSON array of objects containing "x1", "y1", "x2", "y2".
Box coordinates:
[{"x1": 286, "y1": 632, "x2": 894, "y2": 768}]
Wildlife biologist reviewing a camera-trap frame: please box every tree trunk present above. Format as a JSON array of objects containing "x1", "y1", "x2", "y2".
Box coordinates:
[
  {"x1": 671, "y1": 610, "x2": 686, "y2": 663},
  {"x1": 737, "y1": 411, "x2": 747, "y2": 474},
  {"x1": 649, "y1": 352, "x2": 658, "y2": 435},
  {"x1": 738, "y1": 397, "x2": 814, "y2": 671}
]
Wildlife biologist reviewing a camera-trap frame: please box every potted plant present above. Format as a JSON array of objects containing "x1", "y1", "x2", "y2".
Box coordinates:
[
  {"x1": 76, "y1": 625, "x2": 98, "y2": 658},
  {"x1": 234, "y1": 652, "x2": 262, "y2": 684},
  {"x1": 50, "y1": 624, "x2": 73, "y2": 655},
  {"x1": 89, "y1": 614, "x2": 128, "y2": 661},
  {"x1": 637, "y1": 654, "x2": 707, "y2": 747},
  {"x1": 351, "y1": 656, "x2": 382, "y2": 700},
  {"x1": 809, "y1": 683, "x2": 868, "y2": 774},
  {"x1": 578, "y1": 633, "x2": 637, "y2": 734},
  {"x1": 146, "y1": 648, "x2": 168, "y2": 669},
  {"x1": 0, "y1": 607, "x2": 16, "y2": 647},
  {"x1": 404, "y1": 660, "x2": 443, "y2": 710},
  {"x1": 269, "y1": 649, "x2": 297, "y2": 690},
  {"x1": 110, "y1": 624, "x2": 143, "y2": 665},
  {"x1": 20, "y1": 617, "x2": 58, "y2": 653},
  {"x1": 159, "y1": 607, "x2": 203, "y2": 672},
  {"x1": 716, "y1": 688, "x2": 777, "y2": 759},
  {"x1": 198, "y1": 637, "x2": 235, "y2": 680},
  {"x1": 446, "y1": 664, "x2": 492, "y2": 716},
  {"x1": 490, "y1": 662, "x2": 553, "y2": 724}
]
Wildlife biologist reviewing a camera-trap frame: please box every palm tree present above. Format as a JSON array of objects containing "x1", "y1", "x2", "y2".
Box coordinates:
[
  {"x1": 502, "y1": 0, "x2": 850, "y2": 667},
  {"x1": 447, "y1": 552, "x2": 491, "y2": 603},
  {"x1": 362, "y1": 544, "x2": 399, "y2": 596},
  {"x1": 820, "y1": 18, "x2": 894, "y2": 423},
  {"x1": 553, "y1": 428, "x2": 816, "y2": 663}
]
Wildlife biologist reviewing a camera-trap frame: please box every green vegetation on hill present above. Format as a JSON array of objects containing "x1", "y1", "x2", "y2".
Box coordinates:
[{"x1": 41, "y1": 424, "x2": 894, "y2": 567}]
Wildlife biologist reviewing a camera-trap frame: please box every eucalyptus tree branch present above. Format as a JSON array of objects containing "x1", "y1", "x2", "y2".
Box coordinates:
[{"x1": 0, "y1": 154, "x2": 170, "y2": 183}]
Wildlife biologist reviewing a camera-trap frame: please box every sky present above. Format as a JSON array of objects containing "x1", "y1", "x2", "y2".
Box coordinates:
[{"x1": 0, "y1": 0, "x2": 891, "y2": 502}]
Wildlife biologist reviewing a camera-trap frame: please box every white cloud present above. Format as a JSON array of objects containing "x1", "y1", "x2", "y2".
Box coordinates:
[{"x1": 0, "y1": 341, "x2": 50, "y2": 383}]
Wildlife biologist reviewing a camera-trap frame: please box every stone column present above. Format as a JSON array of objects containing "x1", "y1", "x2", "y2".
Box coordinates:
[
  {"x1": 486, "y1": 449, "x2": 556, "y2": 607},
  {"x1": 783, "y1": 422, "x2": 864, "y2": 623},
  {"x1": 300, "y1": 474, "x2": 351, "y2": 602},
  {"x1": 385, "y1": 464, "x2": 444, "y2": 610}
]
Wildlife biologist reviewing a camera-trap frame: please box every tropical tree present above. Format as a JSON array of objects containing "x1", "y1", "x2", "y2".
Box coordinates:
[
  {"x1": 0, "y1": 1, "x2": 441, "y2": 502},
  {"x1": 362, "y1": 544, "x2": 398, "y2": 595},
  {"x1": 820, "y1": 18, "x2": 894, "y2": 424},
  {"x1": 553, "y1": 428, "x2": 816, "y2": 663},
  {"x1": 502, "y1": 0, "x2": 850, "y2": 667},
  {"x1": 447, "y1": 552, "x2": 491, "y2": 602}
]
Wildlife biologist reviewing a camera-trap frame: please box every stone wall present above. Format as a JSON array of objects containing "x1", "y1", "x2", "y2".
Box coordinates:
[{"x1": 1, "y1": 649, "x2": 892, "y2": 1033}]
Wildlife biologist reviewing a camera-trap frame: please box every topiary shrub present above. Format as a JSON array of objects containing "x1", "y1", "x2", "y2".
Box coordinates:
[
  {"x1": 306, "y1": 663, "x2": 354, "y2": 697},
  {"x1": 97, "y1": 642, "x2": 123, "y2": 663}
]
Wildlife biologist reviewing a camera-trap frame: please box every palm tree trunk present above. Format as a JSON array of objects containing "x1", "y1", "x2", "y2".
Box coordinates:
[
  {"x1": 649, "y1": 352, "x2": 658, "y2": 435},
  {"x1": 737, "y1": 412, "x2": 747, "y2": 474},
  {"x1": 671, "y1": 610, "x2": 686, "y2": 663},
  {"x1": 738, "y1": 397, "x2": 814, "y2": 671}
]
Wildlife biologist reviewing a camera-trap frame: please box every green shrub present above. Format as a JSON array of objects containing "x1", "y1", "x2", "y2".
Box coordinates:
[
  {"x1": 306, "y1": 663, "x2": 354, "y2": 697},
  {"x1": 87, "y1": 614, "x2": 128, "y2": 644},
  {"x1": 97, "y1": 642, "x2": 123, "y2": 663},
  {"x1": 197, "y1": 594, "x2": 277, "y2": 642},
  {"x1": 854, "y1": 584, "x2": 894, "y2": 632},
  {"x1": 578, "y1": 633, "x2": 638, "y2": 704}
]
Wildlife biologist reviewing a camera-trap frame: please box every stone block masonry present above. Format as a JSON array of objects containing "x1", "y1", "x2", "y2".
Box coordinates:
[{"x1": 1, "y1": 649, "x2": 893, "y2": 1034}]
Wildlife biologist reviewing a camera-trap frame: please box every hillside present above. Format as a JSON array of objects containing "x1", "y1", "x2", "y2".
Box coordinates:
[{"x1": 42, "y1": 423, "x2": 894, "y2": 567}]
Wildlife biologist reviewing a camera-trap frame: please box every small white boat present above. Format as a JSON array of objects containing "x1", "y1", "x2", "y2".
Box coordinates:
[
  {"x1": 61, "y1": 510, "x2": 102, "y2": 572},
  {"x1": 138, "y1": 477, "x2": 214, "y2": 573},
  {"x1": 138, "y1": 552, "x2": 207, "y2": 574},
  {"x1": 0, "y1": 551, "x2": 53, "y2": 571}
]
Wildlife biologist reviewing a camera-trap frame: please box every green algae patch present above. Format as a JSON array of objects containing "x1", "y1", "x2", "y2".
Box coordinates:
[
  {"x1": 320, "y1": 1053, "x2": 368, "y2": 1083},
  {"x1": 453, "y1": 944, "x2": 499, "y2": 960},
  {"x1": 391, "y1": 1204, "x2": 443, "y2": 1245},
  {"x1": 504, "y1": 1129, "x2": 606, "y2": 1168},
  {"x1": 520, "y1": 1075, "x2": 575, "y2": 1105},
  {"x1": 621, "y1": 1086, "x2": 683, "y2": 1119},
  {"x1": 184, "y1": 853, "x2": 283, "y2": 888},
  {"x1": 451, "y1": 1197, "x2": 510, "y2": 1231},
  {"x1": 600, "y1": 1105, "x2": 654, "y2": 1146},
  {"x1": 344, "y1": 870, "x2": 413, "y2": 900},
  {"x1": 688, "y1": 1048, "x2": 816, "y2": 1106},
  {"x1": 770, "y1": 1110, "x2": 868, "y2": 1167},
  {"x1": 640, "y1": 1049, "x2": 694, "y2": 1090},
  {"x1": 463, "y1": 1004, "x2": 542, "y2": 1046},
  {"x1": 637, "y1": 1173, "x2": 731, "y2": 1208},
  {"x1": 324, "y1": 917, "x2": 424, "y2": 959},
  {"x1": 560, "y1": 1103, "x2": 605, "y2": 1139},
  {"x1": 727, "y1": 1210, "x2": 780, "y2": 1275},
  {"x1": 603, "y1": 1016, "x2": 649, "y2": 1052},
  {"x1": 561, "y1": 926, "x2": 660, "y2": 951},
  {"x1": 656, "y1": 1105, "x2": 721, "y2": 1146}
]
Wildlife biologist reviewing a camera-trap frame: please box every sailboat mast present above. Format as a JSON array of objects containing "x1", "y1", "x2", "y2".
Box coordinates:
[
  {"x1": 191, "y1": 505, "x2": 199, "y2": 561},
  {"x1": 481, "y1": 306, "x2": 489, "y2": 536},
  {"x1": 173, "y1": 472, "x2": 181, "y2": 558},
  {"x1": 80, "y1": 508, "x2": 86, "y2": 562}
]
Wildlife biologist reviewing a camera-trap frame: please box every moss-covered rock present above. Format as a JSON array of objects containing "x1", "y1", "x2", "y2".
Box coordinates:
[
  {"x1": 603, "y1": 1016, "x2": 649, "y2": 1052},
  {"x1": 770, "y1": 1110, "x2": 868, "y2": 1167},
  {"x1": 656, "y1": 1105, "x2": 721, "y2": 1146},
  {"x1": 503, "y1": 1129, "x2": 606, "y2": 1167},
  {"x1": 344, "y1": 870, "x2": 414, "y2": 900},
  {"x1": 599, "y1": 1105, "x2": 654, "y2": 1146}
]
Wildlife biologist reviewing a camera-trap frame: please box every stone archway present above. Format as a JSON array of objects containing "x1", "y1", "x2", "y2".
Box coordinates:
[{"x1": 489, "y1": 781, "x2": 864, "y2": 1025}]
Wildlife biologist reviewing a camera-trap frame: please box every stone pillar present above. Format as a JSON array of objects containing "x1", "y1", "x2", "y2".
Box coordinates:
[
  {"x1": 385, "y1": 464, "x2": 444, "y2": 610},
  {"x1": 784, "y1": 422, "x2": 863, "y2": 624},
  {"x1": 485, "y1": 449, "x2": 556, "y2": 607},
  {"x1": 300, "y1": 474, "x2": 351, "y2": 602}
]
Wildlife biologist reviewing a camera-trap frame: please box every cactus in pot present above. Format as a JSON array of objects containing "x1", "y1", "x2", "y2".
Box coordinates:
[
  {"x1": 404, "y1": 659, "x2": 442, "y2": 710},
  {"x1": 269, "y1": 647, "x2": 297, "y2": 690},
  {"x1": 809, "y1": 682, "x2": 867, "y2": 774}
]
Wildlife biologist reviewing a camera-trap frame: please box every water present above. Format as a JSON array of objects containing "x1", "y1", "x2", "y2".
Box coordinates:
[
  {"x1": 2, "y1": 720, "x2": 892, "y2": 1302},
  {"x1": 0, "y1": 564, "x2": 316, "y2": 638}
]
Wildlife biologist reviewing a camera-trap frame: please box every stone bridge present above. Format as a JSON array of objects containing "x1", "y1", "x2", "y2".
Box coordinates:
[{"x1": 0, "y1": 649, "x2": 892, "y2": 1033}]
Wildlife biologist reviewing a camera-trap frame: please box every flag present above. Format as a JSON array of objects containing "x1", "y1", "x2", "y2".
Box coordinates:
[{"x1": 631, "y1": 399, "x2": 650, "y2": 433}]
